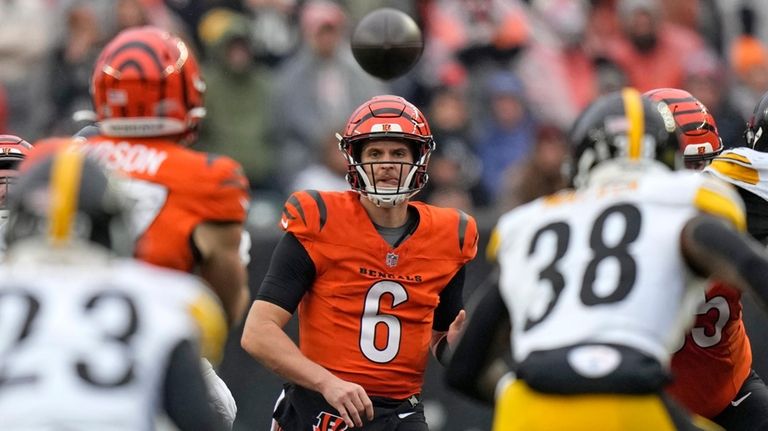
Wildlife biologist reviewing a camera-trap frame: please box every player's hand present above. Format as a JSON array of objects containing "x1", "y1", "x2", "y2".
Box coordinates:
[
  {"x1": 447, "y1": 309, "x2": 467, "y2": 348},
  {"x1": 318, "y1": 375, "x2": 374, "y2": 428}
]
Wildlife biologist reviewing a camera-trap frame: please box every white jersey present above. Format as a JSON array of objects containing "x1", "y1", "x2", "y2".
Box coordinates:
[
  {"x1": 0, "y1": 244, "x2": 226, "y2": 431},
  {"x1": 491, "y1": 169, "x2": 745, "y2": 367},
  {"x1": 705, "y1": 146, "x2": 768, "y2": 200}
]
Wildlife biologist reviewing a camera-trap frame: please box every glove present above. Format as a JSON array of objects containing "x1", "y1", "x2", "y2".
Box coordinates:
[{"x1": 200, "y1": 358, "x2": 237, "y2": 429}]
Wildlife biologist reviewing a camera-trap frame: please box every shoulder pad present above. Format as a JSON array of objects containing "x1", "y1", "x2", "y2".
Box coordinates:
[
  {"x1": 279, "y1": 190, "x2": 328, "y2": 235},
  {"x1": 693, "y1": 176, "x2": 746, "y2": 232}
]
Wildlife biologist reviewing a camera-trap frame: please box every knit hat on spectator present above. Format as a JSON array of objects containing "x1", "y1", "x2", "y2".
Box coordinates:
[{"x1": 731, "y1": 35, "x2": 768, "y2": 79}]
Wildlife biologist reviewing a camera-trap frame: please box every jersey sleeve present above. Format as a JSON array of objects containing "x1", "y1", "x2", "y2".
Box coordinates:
[
  {"x1": 458, "y1": 210, "x2": 479, "y2": 262},
  {"x1": 198, "y1": 155, "x2": 250, "y2": 223},
  {"x1": 187, "y1": 288, "x2": 228, "y2": 365},
  {"x1": 279, "y1": 190, "x2": 326, "y2": 239},
  {"x1": 693, "y1": 176, "x2": 747, "y2": 232},
  {"x1": 706, "y1": 150, "x2": 759, "y2": 186}
]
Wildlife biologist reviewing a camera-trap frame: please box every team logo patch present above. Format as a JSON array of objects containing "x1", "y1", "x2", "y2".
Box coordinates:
[
  {"x1": 386, "y1": 251, "x2": 399, "y2": 268},
  {"x1": 313, "y1": 411, "x2": 348, "y2": 431}
]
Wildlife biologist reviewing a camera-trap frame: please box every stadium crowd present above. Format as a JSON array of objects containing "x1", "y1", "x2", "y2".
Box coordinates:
[{"x1": 6, "y1": 0, "x2": 768, "y2": 220}]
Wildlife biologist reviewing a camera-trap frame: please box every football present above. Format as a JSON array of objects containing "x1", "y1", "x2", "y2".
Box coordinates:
[{"x1": 351, "y1": 8, "x2": 424, "y2": 81}]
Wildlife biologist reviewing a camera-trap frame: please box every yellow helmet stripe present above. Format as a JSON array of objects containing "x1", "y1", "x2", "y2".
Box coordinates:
[
  {"x1": 622, "y1": 87, "x2": 644, "y2": 160},
  {"x1": 49, "y1": 145, "x2": 85, "y2": 244}
]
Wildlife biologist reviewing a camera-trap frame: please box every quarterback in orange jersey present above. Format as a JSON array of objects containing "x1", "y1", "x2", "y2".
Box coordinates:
[
  {"x1": 241, "y1": 95, "x2": 478, "y2": 431},
  {"x1": 646, "y1": 88, "x2": 768, "y2": 430}
]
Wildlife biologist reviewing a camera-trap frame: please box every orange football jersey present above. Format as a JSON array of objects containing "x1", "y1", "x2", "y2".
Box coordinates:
[
  {"x1": 281, "y1": 190, "x2": 478, "y2": 398},
  {"x1": 83, "y1": 136, "x2": 250, "y2": 272},
  {"x1": 668, "y1": 281, "x2": 752, "y2": 418}
]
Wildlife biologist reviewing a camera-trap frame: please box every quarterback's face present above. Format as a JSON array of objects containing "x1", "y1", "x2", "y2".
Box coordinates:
[{"x1": 360, "y1": 140, "x2": 414, "y2": 189}]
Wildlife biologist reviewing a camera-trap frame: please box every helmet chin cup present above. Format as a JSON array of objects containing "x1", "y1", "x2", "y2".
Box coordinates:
[{"x1": 364, "y1": 187, "x2": 414, "y2": 208}]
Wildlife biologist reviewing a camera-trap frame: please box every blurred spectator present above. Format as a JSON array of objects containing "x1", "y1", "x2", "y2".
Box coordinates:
[
  {"x1": 115, "y1": 0, "x2": 149, "y2": 30},
  {"x1": 162, "y1": 0, "x2": 240, "y2": 50},
  {"x1": 473, "y1": 71, "x2": 536, "y2": 200},
  {"x1": 244, "y1": 0, "x2": 300, "y2": 67},
  {"x1": 496, "y1": 124, "x2": 568, "y2": 212},
  {"x1": 683, "y1": 48, "x2": 746, "y2": 149},
  {"x1": 0, "y1": 0, "x2": 54, "y2": 140},
  {"x1": 729, "y1": 32, "x2": 768, "y2": 121},
  {"x1": 418, "y1": 85, "x2": 489, "y2": 209},
  {"x1": 426, "y1": 186, "x2": 475, "y2": 213},
  {"x1": 604, "y1": 0, "x2": 706, "y2": 92},
  {"x1": 197, "y1": 8, "x2": 275, "y2": 191},
  {"x1": 289, "y1": 127, "x2": 349, "y2": 192},
  {"x1": 424, "y1": 0, "x2": 529, "y2": 75},
  {"x1": 47, "y1": 3, "x2": 105, "y2": 135},
  {"x1": 514, "y1": 0, "x2": 606, "y2": 130},
  {"x1": 661, "y1": 0, "x2": 725, "y2": 53},
  {"x1": 421, "y1": 0, "x2": 530, "y2": 127},
  {"x1": 271, "y1": 0, "x2": 385, "y2": 191}
]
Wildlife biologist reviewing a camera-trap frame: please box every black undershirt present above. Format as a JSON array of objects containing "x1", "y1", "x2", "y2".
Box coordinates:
[{"x1": 256, "y1": 232, "x2": 466, "y2": 332}]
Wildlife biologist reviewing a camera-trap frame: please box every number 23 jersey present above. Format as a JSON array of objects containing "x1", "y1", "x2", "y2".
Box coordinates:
[
  {"x1": 491, "y1": 170, "x2": 745, "y2": 366},
  {"x1": 282, "y1": 191, "x2": 478, "y2": 399},
  {"x1": 0, "y1": 257, "x2": 226, "y2": 429}
]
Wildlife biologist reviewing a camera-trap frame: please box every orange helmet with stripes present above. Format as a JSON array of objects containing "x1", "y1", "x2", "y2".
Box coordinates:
[
  {"x1": 568, "y1": 88, "x2": 680, "y2": 188},
  {"x1": 644, "y1": 88, "x2": 723, "y2": 170},
  {"x1": 337, "y1": 95, "x2": 435, "y2": 207},
  {"x1": 91, "y1": 26, "x2": 206, "y2": 138},
  {"x1": 0, "y1": 135, "x2": 32, "y2": 221}
]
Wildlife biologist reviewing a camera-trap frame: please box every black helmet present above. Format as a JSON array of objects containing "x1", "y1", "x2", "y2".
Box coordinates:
[
  {"x1": 568, "y1": 87, "x2": 680, "y2": 187},
  {"x1": 5, "y1": 142, "x2": 131, "y2": 254},
  {"x1": 745, "y1": 90, "x2": 768, "y2": 151}
]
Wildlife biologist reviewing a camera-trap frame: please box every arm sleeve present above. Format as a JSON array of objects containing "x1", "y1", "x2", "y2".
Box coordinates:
[
  {"x1": 445, "y1": 283, "x2": 510, "y2": 404},
  {"x1": 433, "y1": 266, "x2": 466, "y2": 331},
  {"x1": 164, "y1": 339, "x2": 226, "y2": 431},
  {"x1": 682, "y1": 213, "x2": 768, "y2": 309},
  {"x1": 254, "y1": 232, "x2": 316, "y2": 314}
]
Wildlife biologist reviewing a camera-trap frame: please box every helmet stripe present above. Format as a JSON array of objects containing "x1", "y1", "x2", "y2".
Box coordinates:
[
  {"x1": 622, "y1": 87, "x2": 644, "y2": 160},
  {"x1": 106, "y1": 41, "x2": 165, "y2": 74},
  {"x1": 48, "y1": 145, "x2": 85, "y2": 244}
]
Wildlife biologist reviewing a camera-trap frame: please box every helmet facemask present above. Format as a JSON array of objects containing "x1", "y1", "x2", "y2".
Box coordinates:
[{"x1": 339, "y1": 134, "x2": 433, "y2": 208}]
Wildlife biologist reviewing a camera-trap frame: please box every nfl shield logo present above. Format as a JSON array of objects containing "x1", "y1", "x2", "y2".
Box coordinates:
[{"x1": 385, "y1": 252, "x2": 399, "y2": 268}]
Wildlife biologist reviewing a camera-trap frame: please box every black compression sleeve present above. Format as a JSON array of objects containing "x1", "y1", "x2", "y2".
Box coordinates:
[
  {"x1": 433, "y1": 266, "x2": 466, "y2": 331},
  {"x1": 164, "y1": 340, "x2": 225, "y2": 431},
  {"x1": 445, "y1": 283, "x2": 509, "y2": 404},
  {"x1": 684, "y1": 214, "x2": 768, "y2": 309},
  {"x1": 255, "y1": 232, "x2": 316, "y2": 313}
]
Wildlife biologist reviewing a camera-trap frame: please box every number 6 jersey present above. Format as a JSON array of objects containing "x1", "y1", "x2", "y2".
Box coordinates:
[
  {"x1": 263, "y1": 190, "x2": 478, "y2": 399},
  {"x1": 491, "y1": 170, "x2": 746, "y2": 367}
]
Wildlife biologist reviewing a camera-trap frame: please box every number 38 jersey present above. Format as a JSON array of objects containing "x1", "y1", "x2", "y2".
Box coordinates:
[
  {"x1": 0, "y1": 253, "x2": 226, "y2": 429},
  {"x1": 491, "y1": 170, "x2": 746, "y2": 366},
  {"x1": 282, "y1": 191, "x2": 478, "y2": 399}
]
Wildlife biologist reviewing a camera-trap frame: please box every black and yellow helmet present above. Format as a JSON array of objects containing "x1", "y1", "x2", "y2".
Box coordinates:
[
  {"x1": 568, "y1": 87, "x2": 680, "y2": 188},
  {"x1": 5, "y1": 140, "x2": 130, "y2": 254}
]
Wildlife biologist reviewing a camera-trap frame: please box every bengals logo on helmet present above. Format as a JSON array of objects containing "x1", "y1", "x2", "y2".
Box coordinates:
[{"x1": 313, "y1": 411, "x2": 348, "y2": 431}]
